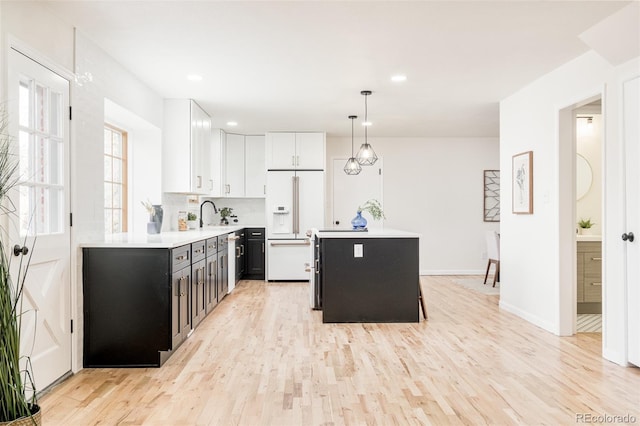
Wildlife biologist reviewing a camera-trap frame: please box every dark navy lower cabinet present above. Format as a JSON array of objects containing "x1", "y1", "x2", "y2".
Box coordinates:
[{"x1": 83, "y1": 240, "x2": 226, "y2": 368}]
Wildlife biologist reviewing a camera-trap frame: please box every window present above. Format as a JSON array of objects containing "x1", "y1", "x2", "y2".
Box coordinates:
[
  {"x1": 104, "y1": 124, "x2": 128, "y2": 233},
  {"x1": 17, "y1": 78, "x2": 65, "y2": 236}
]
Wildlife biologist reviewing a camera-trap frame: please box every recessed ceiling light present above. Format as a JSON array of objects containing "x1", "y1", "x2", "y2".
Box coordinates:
[
  {"x1": 187, "y1": 74, "x2": 203, "y2": 81},
  {"x1": 227, "y1": 121, "x2": 238, "y2": 126},
  {"x1": 391, "y1": 74, "x2": 407, "y2": 82}
]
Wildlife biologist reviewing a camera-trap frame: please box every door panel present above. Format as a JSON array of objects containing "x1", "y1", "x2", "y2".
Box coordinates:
[
  {"x1": 332, "y1": 158, "x2": 383, "y2": 229},
  {"x1": 266, "y1": 171, "x2": 294, "y2": 239},
  {"x1": 7, "y1": 48, "x2": 71, "y2": 391},
  {"x1": 624, "y1": 76, "x2": 640, "y2": 367},
  {"x1": 297, "y1": 171, "x2": 324, "y2": 235}
]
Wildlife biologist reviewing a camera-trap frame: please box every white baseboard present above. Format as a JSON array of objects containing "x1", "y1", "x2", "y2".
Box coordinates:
[
  {"x1": 420, "y1": 269, "x2": 485, "y2": 276},
  {"x1": 498, "y1": 299, "x2": 557, "y2": 334},
  {"x1": 602, "y1": 347, "x2": 629, "y2": 367}
]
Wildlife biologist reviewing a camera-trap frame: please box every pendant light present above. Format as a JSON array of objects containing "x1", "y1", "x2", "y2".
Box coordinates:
[
  {"x1": 344, "y1": 115, "x2": 362, "y2": 175},
  {"x1": 356, "y1": 90, "x2": 378, "y2": 166}
]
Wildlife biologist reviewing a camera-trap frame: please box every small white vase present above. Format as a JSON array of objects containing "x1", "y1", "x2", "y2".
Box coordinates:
[{"x1": 581, "y1": 227, "x2": 593, "y2": 235}]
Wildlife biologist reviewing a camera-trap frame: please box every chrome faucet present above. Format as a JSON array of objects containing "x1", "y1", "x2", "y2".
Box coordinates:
[{"x1": 199, "y1": 200, "x2": 218, "y2": 228}]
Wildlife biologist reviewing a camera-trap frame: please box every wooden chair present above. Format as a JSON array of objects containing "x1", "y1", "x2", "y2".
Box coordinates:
[{"x1": 483, "y1": 231, "x2": 500, "y2": 287}]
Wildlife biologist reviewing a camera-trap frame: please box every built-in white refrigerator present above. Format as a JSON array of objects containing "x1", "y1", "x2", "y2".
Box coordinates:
[{"x1": 266, "y1": 170, "x2": 324, "y2": 280}]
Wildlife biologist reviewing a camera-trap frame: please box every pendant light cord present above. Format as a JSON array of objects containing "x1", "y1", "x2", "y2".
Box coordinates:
[
  {"x1": 351, "y1": 116, "x2": 355, "y2": 156},
  {"x1": 364, "y1": 93, "x2": 368, "y2": 144}
]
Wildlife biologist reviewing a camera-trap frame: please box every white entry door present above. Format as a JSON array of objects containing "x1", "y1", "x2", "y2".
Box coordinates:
[
  {"x1": 624, "y1": 76, "x2": 640, "y2": 367},
  {"x1": 7, "y1": 48, "x2": 72, "y2": 390},
  {"x1": 332, "y1": 158, "x2": 383, "y2": 229}
]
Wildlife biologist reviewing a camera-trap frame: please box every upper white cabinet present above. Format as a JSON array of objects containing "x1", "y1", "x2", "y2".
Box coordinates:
[
  {"x1": 163, "y1": 99, "x2": 212, "y2": 194},
  {"x1": 219, "y1": 132, "x2": 266, "y2": 198},
  {"x1": 266, "y1": 132, "x2": 325, "y2": 170},
  {"x1": 224, "y1": 133, "x2": 245, "y2": 197}
]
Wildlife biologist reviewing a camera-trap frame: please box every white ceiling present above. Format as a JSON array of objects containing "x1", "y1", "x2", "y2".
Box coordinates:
[{"x1": 43, "y1": 1, "x2": 631, "y2": 137}]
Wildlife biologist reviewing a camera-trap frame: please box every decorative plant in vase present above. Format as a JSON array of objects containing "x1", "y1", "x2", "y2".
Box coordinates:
[
  {"x1": 187, "y1": 212, "x2": 198, "y2": 229},
  {"x1": 0, "y1": 109, "x2": 41, "y2": 424},
  {"x1": 352, "y1": 199, "x2": 386, "y2": 230},
  {"x1": 219, "y1": 207, "x2": 233, "y2": 226},
  {"x1": 578, "y1": 218, "x2": 595, "y2": 235}
]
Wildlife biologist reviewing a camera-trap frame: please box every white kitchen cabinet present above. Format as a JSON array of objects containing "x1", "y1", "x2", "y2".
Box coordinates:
[
  {"x1": 209, "y1": 129, "x2": 225, "y2": 197},
  {"x1": 224, "y1": 133, "x2": 245, "y2": 197},
  {"x1": 266, "y1": 132, "x2": 325, "y2": 170},
  {"x1": 163, "y1": 99, "x2": 212, "y2": 194},
  {"x1": 218, "y1": 133, "x2": 266, "y2": 198},
  {"x1": 245, "y1": 135, "x2": 266, "y2": 197}
]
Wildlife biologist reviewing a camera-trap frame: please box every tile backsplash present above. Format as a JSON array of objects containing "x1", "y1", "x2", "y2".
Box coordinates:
[{"x1": 161, "y1": 194, "x2": 266, "y2": 231}]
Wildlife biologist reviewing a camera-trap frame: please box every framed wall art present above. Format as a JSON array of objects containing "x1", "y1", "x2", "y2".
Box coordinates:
[
  {"x1": 483, "y1": 170, "x2": 500, "y2": 222},
  {"x1": 512, "y1": 151, "x2": 533, "y2": 214}
]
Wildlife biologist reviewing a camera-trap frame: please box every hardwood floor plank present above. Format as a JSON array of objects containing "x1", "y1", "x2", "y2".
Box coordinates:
[{"x1": 39, "y1": 277, "x2": 640, "y2": 425}]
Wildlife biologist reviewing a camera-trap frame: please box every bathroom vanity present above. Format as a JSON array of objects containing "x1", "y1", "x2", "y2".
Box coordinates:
[{"x1": 577, "y1": 236, "x2": 602, "y2": 314}]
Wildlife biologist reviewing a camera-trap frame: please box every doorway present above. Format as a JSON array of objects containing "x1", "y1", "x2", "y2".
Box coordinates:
[
  {"x1": 7, "y1": 48, "x2": 72, "y2": 392},
  {"x1": 574, "y1": 101, "x2": 603, "y2": 333}
]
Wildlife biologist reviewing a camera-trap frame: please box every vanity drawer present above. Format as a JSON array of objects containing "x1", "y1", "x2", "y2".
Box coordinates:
[{"x1": 172, "y1": 245, "x2": 191, "y2": 272}]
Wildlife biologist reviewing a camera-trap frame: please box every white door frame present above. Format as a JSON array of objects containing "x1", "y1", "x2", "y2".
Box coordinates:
[{"x1": 557, "y1": 91, "x2": 604, "y2": 338}]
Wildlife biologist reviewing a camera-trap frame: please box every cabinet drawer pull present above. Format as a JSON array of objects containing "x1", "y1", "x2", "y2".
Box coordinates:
[
  {"x1": 591, "y1": 282, "x2": 602, "y2": 286},
  {"x1": 251, "y1": 232, "x2": 262, "y2": 236},
  {"x1": 240, "y1": 245, "x2": 245, "y2": 255},
  {"x1": 591, "y1": 257, "x2": 602, "y2": 261},
  {"x1": 262, "y1": 242, "x2": 265, "y2": 253},
  {"x1": 270, "y1": 241, "x2": 310, "y2": 247},
  {"x1": 291, "y1": 155, "x2": 295, "y2": 166},
  {"x1": 197, "y1": 175, "x2": 202, "y2": 188}
]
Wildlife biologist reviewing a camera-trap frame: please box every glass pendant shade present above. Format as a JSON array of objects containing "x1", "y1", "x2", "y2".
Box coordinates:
[{"x1": 344, "y1": 115, "x2": 362, "y2": 175}]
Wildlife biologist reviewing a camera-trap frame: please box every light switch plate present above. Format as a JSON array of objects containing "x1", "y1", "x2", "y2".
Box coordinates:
[{"x1": 354, "y1": 244, "x2": 363, "y2": 258}]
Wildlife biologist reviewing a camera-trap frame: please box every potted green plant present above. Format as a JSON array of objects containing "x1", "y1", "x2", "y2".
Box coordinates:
[
  {"x1": 187, "y1": 212, "x2": 198, "y2": 229},
  {"x1": 219, "y1": 207, "x2": 233, "y2": 226},
  {"x1": 0, "y1": 110, "x2": 41, "y2": 424},
  {"x1": 578, "y1": 218, "x2": 595, "y2": 235},
  {"x1": 352, "y1": 199, "x2": 385, "y2": 229}
]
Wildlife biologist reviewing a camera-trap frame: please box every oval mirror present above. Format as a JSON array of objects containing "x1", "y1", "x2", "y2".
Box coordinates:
[{"x1": 576, "y1": 154, "x2": 592, "y2": 200}]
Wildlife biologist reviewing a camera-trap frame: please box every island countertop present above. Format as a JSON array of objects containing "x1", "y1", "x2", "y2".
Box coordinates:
[
  {"x1": 315, "y1": 227, "x2": 419, "y2": 239},
  {"x1": 80, "y1": 225, "x2": 264, "y2": 249}
]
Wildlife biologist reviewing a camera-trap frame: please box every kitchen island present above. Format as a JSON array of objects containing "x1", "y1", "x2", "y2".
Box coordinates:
[{"x1": 315, "y1": 228, "x2": 420, "y2": 323}]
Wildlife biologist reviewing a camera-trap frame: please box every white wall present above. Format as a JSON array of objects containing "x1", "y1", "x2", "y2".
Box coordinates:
[
  {"x1": 327, "y1": 136, "x2": 500, "y2": 275},
  {"x1": 500, "y1": 51, "x2": 640, "y2": 365}
]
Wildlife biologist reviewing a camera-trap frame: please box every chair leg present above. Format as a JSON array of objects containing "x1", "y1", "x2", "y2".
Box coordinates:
[
  {"x1": 419, "y1": 283, "x2": 428, "y2": 320},
  {"x1": 483, "y1": 260, "x2": 491, "y2": 285},
  {"x1": 493, "y1": 261, "x2": 500, "y2": 287}
]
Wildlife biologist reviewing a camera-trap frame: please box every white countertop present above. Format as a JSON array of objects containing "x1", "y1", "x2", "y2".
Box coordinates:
[
  {"x1": 80, "y1": 225, "x2": 264, "y2": 249},
  {"x1": 315, "y1": 227, "x2": 420, "y2": 239}
]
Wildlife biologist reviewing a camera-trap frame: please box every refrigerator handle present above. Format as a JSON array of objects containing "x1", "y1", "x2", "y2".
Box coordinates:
[
  {"x1": 294, "y1": 176, "x2": 300, "y2": 234},
  {"x1": 292, "y1": 176, "x2": 298, "y2": 235}
]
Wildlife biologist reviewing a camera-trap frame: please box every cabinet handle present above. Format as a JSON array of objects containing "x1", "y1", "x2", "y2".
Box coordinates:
[
  {"x1": 236, "y1": 246, "x2": 241, "y2": 258},
  {"x1": 591, "y1": 257, "x2": 602, "y2": 261},
  {"x1": 209, "y1": 179, "x2": 213, "y2": 190},
  {"x1": 296, "y1": 155, "x2": 300, "y2": 166},
  {"x1": 291, "y1": 155, "x2": 295, "y2": 166},
  {"x1": 264, "y1": 185, "x2": 266, "y2": 195},
  {"x1": 240, "y1": 245, "x2": 245, "y2": 255},
  {"x1": 197, "y1": 175, "x2": 202, "y2": 188},
  {"x1": 270, "y1": 241, "x2": 310, "y2": 247},
  {"x1": 262, "y1": 242, "x2": 265, "y2": 253},
  {"x1": 175, "y1": 255, "x2": 187, "y2": 261},
  {"x1": 251, "y1": 232, "x2": 262, "y2": 236},
  {"x1": 591, "y1": 282, "x2": 602, "y2": 286}
]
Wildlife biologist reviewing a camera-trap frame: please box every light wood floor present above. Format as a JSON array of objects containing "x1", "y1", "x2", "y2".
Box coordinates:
[{"x1": 41, "y1": 276, "x2": 640, "y2": 425}]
